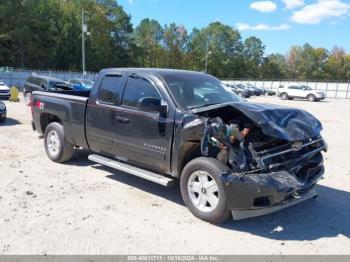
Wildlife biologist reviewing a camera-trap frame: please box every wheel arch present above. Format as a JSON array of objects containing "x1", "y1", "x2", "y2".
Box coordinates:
[
  {"x1": 40, "y1": 113, "x2": 62, "y2": 134},
  {"x1": 176, "y1": 141, "x2": 202, "y2": 178}
]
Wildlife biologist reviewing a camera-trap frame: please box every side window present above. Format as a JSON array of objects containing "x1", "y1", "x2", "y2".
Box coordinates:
[
  {"x1": 98, "y1": 75, "x2": 124, "y2": 105},
  {"x1": 32, "y1": 77, "x2": 41, "y2": 86},
  {"x1": 41, "y1": 79, "x2": 48, "y2": 89},
  {"x1": 122, "y1": 76, "x2": 161, "y2": 108},
  {"x1": 27, "y1": 77, "x2": 34, "y2": 84}
]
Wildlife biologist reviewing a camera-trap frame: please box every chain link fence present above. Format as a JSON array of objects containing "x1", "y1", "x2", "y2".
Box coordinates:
[{"x1": 222, "y1": 79, "x2": 350, "y2": 99}]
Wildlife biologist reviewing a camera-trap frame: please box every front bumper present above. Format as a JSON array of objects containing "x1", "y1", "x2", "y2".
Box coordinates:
[
  {"x1": 0, "y1": 111, "x2": 6, "y2": 119},
  {"x1": 316, "y1": 95, "x2": 325, "y2": 100},
  {"x1": 0, "y1": 93, "x2": 10, "y2": 99},
  {"x1": 231, "y1": 189, "x2": 318, "y2": 220},
  {"x1": 220, "y1": 161, "x2": 324, "y2": 220}
]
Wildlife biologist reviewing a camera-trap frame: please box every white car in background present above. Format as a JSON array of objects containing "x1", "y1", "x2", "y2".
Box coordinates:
[
  {"x1": 278, "y1": 85, "x2": 325, "y2": 102},
  {"x1": 0, "y1": 81, "x2": 11, "y2": 99}
]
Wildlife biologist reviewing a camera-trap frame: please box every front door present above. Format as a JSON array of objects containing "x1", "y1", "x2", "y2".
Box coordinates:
[{"x1": 114, "y1": 74, "x2": 175, "y2": 174}]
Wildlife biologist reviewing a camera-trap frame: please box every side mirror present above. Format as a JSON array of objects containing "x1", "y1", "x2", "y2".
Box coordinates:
[
  {"x1": 41, "y1": 84, "x2": 46, "y2": 90},
  {"x1": 138, "y1": 97, "x2": 167, "y2": 114}
]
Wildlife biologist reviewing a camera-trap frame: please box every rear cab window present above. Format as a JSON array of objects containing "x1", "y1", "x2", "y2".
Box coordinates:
[{"x1": 98, "y1": 74, "x2": 124, "y2": 105}]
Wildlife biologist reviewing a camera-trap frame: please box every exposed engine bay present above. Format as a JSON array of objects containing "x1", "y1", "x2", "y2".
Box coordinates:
[{"x1": 188, "y1": 102, "x2": 327, "y2": 210}]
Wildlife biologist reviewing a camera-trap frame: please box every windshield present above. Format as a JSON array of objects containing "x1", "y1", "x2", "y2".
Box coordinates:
[{"x1": 161, "y1": 74, "x2": 241, "y2": 110}]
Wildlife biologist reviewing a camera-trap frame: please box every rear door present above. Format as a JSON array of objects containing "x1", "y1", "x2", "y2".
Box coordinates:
[
  {"x1": 86, "y1": 73, "x2": 125, "y2": 155},
  {"x1": 288, "y1": 86, "x2": 299, "y2": 97},
  {"x1": 113, "y1": 74, "x2": 175, "y2": 173}
]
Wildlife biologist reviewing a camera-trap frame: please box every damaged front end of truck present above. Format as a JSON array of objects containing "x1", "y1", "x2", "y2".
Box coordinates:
[{"x1": 182, "y1": 102, "x2": 327, "y2": 219}]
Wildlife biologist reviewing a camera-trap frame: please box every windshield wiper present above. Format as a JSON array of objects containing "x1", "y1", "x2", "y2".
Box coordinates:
[{"x1": 189, "y1": 103, "x2": 221, "y2": 110}]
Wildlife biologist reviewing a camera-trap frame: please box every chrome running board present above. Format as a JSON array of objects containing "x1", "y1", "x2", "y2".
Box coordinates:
[{"x1": 88, "y1": 154, "x2": 175, "y2": 187}]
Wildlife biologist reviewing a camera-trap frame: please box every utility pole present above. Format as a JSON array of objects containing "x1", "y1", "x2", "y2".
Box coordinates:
[
  {"x1": 204, "y1": 41, "x2": 211, "y2": 73},
  {"x1": 81, "y1": 9, "x2": 86, "y2": 78}
]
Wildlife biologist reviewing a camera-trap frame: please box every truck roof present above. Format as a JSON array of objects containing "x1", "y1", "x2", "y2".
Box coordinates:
[
  {"x1": 99, "y1": 68, "x2": 207, "y2": 77},
  {"x1": 29, "y1": 75, "x2": 66, "y2": 82}
]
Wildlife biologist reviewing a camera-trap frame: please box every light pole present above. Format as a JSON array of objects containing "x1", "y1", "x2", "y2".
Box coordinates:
[
  {"x1": 81, "y1": 10, "x2": 88, "y2": 78},
  {"x1": 204, "y1": 41, "x2": 212, "y2": 73}
]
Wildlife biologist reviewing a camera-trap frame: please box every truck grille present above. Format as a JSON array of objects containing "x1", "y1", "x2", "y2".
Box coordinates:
[{"x1": 250, "y1": 137, "x2": 325, "y2": 179}]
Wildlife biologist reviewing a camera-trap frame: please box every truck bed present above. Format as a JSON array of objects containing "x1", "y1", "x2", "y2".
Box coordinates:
[
  {"x1": 31, "y1": 91, "x2": 89, "y2": 149},
  {"x1": 51, "y1": 90, "x2": 91, "y2": 97}
]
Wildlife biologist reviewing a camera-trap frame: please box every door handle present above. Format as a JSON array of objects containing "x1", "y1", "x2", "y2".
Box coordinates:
[{"x1": 115, "y1": 115, "x2": 129, "y2": 124}]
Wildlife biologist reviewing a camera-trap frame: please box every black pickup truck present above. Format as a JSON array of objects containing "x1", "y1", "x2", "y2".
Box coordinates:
[{"x1": 31, "y1": 68, "x2": 327, "y2": 223}]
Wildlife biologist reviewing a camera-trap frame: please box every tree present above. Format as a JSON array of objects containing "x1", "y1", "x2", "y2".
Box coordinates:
[
  {"x1": 286, "y1": 46, "x2": 303, "y2": 79},
  {"x1": 261, "y1": 53, "x2": 287, "y2": 79},
  {"x1": 190, "y1": 22, "x2": 243, "y2": 78},
  {"x1": 325, "y1": 46, "x2": 347, "y2": 79},
  {"x1": 163, "y1": 23, "x2": 188, "y2": 68},
  {"x1": 243, "y1": 37, "x2": 265, "y2": 78},
  {"x1": 1, "y1": 1, "x2": 350, "y2": 80},
  {"x1": 133, "y1": 19, "x2": 164, "y2": 67}
]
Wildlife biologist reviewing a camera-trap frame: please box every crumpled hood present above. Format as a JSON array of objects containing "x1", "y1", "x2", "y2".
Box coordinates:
[
  {"x1": 192, "y1": 102, "x2": 322, "y2": 141},
  {"x1": 228, "y1": 102, "x2": 322, "y2": 141}
]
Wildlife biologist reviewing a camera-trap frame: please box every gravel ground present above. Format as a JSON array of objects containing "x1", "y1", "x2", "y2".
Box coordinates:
[{"x1": 0, "y1": 95, "x2": 349, "y2": 255}]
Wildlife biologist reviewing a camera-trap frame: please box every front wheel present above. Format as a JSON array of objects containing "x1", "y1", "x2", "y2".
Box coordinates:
[
  {"x1": 180, "y1": 157, "x2": 230, "y2": 224},
  {"x1": 44, "y1": 122, "x2": 74, "y2": 163},
  {"x1": 307, "y1": 94, "x2": 316, "y2": 102},
  {"x1": 280, "y1": 93, "x2": 288, "y2": 100}
]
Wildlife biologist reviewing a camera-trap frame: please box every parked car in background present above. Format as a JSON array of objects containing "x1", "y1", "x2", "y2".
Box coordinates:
[
  {"x1": 225, "y1": 83, "x2": 251, "y2": 98},
  {"x1": 246, "y1": 84, "x2": 264, "y2": 96},
  {"x1": 23, "y1": 75, "x2": 73, "y2": 105},
  {"x1": 0, "y1": 100, "x2": 6, "y2": 122},
  {"x1": 68, "y1": 79, "x2": 94, "y2": 90},
  {"x1": 278, "y1": 85, "x2": 325, "y2": 102},
  {"x1": 262, "y1": 88, "x2": 276, "y2": 96},
  {"x1": 237, "y1": 83, "x2": 258, "y2": 96},
  {"x1": 0, "y1": 81, "x2": 11, "y2": 99}
]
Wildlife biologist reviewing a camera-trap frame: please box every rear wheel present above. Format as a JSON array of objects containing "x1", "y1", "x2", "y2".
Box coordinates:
[
  {"x1": 44, "y1": 122, "x2": 74, "y2": 163},
  {"x1": 180, "y1": 157, "x2": 230, "y2": 224},
  {"x1": 280, "y1": 93, "x2": 288, "y2": 100},
  {"x1": 307, "y1": 94, "x2": 316, "y2": 102}
]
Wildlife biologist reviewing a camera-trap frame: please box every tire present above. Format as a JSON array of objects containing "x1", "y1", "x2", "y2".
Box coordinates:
[
  {"x1": 0, "y1": 117, "x2": 5, "y2": 123},
  {"x1": 280, "y1": 93, "x2": 288, "y2": 100},
  {"x1": 180, "y1": 157, "x2": 230, "y2": 224},
  {"x1": 44, "y1": 122, "x2": 74, "y2": 163},
  {"x1": 24, "y1": 92, "x2": 31, "y2": 106},
  {"x1": 307, "y1": 94, "x2": 316, "y2": 102}
]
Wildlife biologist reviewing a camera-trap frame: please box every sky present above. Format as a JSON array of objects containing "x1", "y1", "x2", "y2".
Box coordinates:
[{"x1": 119, "y1": 0, "x2": 350, "y2": 55}]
